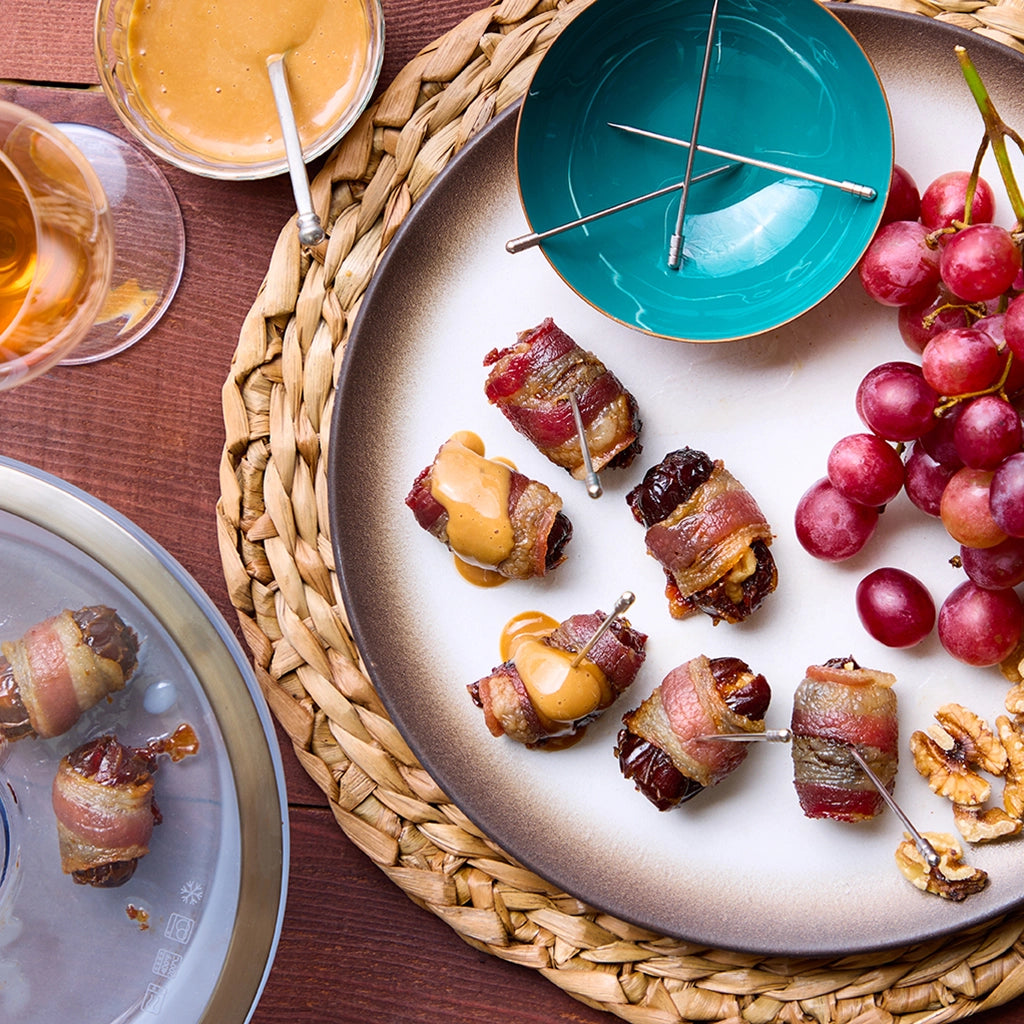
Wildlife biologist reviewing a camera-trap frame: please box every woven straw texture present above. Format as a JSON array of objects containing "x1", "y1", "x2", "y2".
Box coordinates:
[{"x1": 217, "y1": 1, "x2": 1024, "y2": 1021}]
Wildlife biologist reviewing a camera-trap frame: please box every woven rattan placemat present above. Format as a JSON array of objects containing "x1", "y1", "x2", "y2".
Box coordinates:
[{"x1": 217, "y1": 1, "x2": 1024, "y2": 1019}]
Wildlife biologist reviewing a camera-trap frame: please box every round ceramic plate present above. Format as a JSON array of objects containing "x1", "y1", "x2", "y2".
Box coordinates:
[
  {"x1": 330, "y1": 7, "x2": 1024, "y2": 957},
  {"x1": 0, "y1": 457, "x2": 287, "y2": 1023},
  {"x1": 514, "y1": 0, "x2": 893, "y2": 341}
]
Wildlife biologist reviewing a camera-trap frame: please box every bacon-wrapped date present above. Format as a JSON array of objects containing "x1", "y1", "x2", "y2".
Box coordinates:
[
  {"x1": 52, "y1": 724, "x2": 198, "y2": 887},
  {"x1": 791, "y1": 657, "x2": 898, "y2": 822},
  {"x1": 0, "y1": 606, "x2": 139, "y2": 742},
  {"x1": 483, "y1": 318, "x2": 642, "y2": 479},
  {"x1": 468, "y1": 610, "x2": 647, "y2": 748},
  {"x1": 406, "y1": 431, "x2": 572, "y2": 581},
  {"x1": 616, "y1": 655, "x2": 771, "y2": 809},
  {"x1": 626, "y1": 448, "x2": 777, "y2": 623}
]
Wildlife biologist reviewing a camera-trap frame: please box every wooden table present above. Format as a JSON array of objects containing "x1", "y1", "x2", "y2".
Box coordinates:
[{"x1": 3, "y1": 3, "x2": 1024, "y2": 1023}]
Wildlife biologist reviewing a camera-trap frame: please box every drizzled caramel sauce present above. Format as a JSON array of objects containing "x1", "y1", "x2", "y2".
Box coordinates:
[
  {"x1": 430, "y1": 432, "x2": 514, "y2": 577},
  {"x1": 499, "y1": 610, "x2": 560, "y2": 661},
  {"x1": 499, "y1": 611, "x2": 612, "y2": 724}
]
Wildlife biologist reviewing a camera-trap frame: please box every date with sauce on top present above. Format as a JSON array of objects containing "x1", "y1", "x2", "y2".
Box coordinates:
[
  {"x1": 405, "y1": 431, "x2": 572, "y2": 586},
  {"x1": 468, "y1": 608, "x2": 647, "y2": 748}
]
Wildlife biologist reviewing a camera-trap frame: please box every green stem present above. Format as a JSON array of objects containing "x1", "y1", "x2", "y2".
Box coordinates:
[{"x1": 956, "y1": 45, "x2": 1024, "y2": 226}]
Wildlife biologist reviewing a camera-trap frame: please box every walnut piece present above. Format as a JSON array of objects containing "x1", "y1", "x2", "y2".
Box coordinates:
[
  {"x1": 952, "y1": 802, "x2": 1022, "y2": 843},
  {"x1": 935, "y1": 703, "x2": 1008, "y2": 775},
  {"x1": 1000, "y1": 640, "x2": 1024, "y2": 686},
  {"x1": 997, "y1": 716, "x2": 1024, "y2": 821},
  {"x1": 910, "y1": 730, "x2": 991, "y2": 806},
  {"x1": 894, "y1": 832, "x2": 989, "y2": 901},
  {"x1": 1005, "y1": 680, "x2": 1024, "y2": 716}
]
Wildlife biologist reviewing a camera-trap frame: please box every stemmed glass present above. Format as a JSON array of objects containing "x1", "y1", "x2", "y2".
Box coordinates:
[
  {"x1": 0, "y1": 101, "x2": 184, "y2": 390},
  {"x1": 0, "y1": 102, "x2": 114, "y2": 389}
]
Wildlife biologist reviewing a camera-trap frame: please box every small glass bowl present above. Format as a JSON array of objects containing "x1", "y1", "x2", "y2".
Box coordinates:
[{"x1": 94, "y1": 0, "x2": 385, "y2": 180}]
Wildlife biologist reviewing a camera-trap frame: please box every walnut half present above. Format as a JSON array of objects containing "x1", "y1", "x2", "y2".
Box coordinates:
[
  {"x1": 935, "y1": 703, "x2": 1008, "y2": 776},
  {"x1": 910, "y1": 729, "x2": 991, "y2": 806},
  {"x1": 895, "y1": 832, "x2": 989, "y2": 901}
]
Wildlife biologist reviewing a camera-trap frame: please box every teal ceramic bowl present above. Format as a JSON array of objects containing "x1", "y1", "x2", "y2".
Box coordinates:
[{"x1": 514, "y1": 0, "x2": 893, "y2": 341}]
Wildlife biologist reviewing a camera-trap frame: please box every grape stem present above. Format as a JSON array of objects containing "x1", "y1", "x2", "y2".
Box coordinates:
[{"x1": 956, "y1": 45, "x2": 1024, "y2": 227}]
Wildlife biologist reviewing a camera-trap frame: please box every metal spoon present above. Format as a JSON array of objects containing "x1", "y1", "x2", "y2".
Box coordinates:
[{"x1": 266, "y1": 53, "x2": 326, "y2": 247}]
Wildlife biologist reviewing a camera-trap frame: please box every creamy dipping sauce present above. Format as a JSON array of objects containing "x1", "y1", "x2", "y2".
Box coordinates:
[
  {"x1": 500, "y1": 611, "x2": 612, "y2": 724},
  {"x1": 125, "y1": 0, "x2": 372, "y2": 165},
  {"x1": 430, "y1": 432, "x2": 514, "y2": 585}
]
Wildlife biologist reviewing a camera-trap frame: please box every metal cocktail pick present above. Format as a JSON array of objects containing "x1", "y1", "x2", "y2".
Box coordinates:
[
  {"x1": 505, "y1": 162, "x2": 734, "y2": 254},
  {"x1": 667, "y1": 0, "x2": 722, "y2": 270},
  {"x1": 847, "y1": 745, "x2": 940, "y2": 868},
  {"x1": 568, "y1": 392, "x2": 602, "y2": 499},
  {"x1": 609, "y1": 122, "x2": 878, "y2": 199},
  {"x1": 696, "y1": 729, "x2": 793, "y2": 743},
  {"x1": 698, "y1": 731, "x2": 940, "y2": 869},
  {"x1": 569, "y1": 591, "x2": 635, "y2": 668},
  {"x1": 266, "y1": 54, "x2": 326, "y2": 247}
]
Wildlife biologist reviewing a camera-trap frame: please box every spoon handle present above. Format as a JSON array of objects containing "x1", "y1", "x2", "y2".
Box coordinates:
[{"x1": 266, "y1": 54, "x2": 326, "y2": 246}]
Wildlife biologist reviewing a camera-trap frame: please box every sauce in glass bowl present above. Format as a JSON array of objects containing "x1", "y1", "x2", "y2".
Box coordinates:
[{"x1": 96, "y1": 0, "x2": 384, "y2": 179}]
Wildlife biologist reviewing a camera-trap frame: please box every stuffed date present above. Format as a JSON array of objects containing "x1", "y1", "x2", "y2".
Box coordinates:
[
  {"x1": 626, "y1": 448, "x2": 777, "y2": 623},
  {"x1": 52, "y1": 724, "x2": 198, "y2": 887},
  {"x1": 0, "y1": 606, "x2": 139, "y2": 742},
  {"x1": 483, "y1": 318, "x2": 642, "y2": 479},
  {"x1": 406, "y1": 431, "x2": 572, "y2": 583},
  {"x1": 790, "y1": 657, "x2": 898, "y2": 822},
  {"x1": 468, "y1": 609, "x2": 647, "y2": 748},
  {"x1": 616, "y1": 655, "x2": 771, "y2": 809}
]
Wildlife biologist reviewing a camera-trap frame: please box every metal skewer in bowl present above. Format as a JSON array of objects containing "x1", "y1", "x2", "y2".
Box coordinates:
[{"x1": 266, "y1": 53, "x2": 326, "y2": 247}]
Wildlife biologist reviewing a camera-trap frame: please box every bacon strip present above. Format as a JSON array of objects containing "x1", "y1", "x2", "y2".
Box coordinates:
[
  {"x1": 483, "y1": 318, "x2": 642, "y2": 479},
  {"x1": 791, "y1": 659, "x2": 899, "y2": 822},
  {"x1": 617, "y1": 655, "x2": 769, "y2": 808},
  {"x1": 52, "y1": 735, "x2": 160, "y2": 886},
  {"x1": 0, "y1": 607, "x2": 139, "y2": 741},
  {"x1": 468, "y1": 611, "x2": 646, "y2": 747},
  {"x1": 627, "y1": 450, "x2": 777, "y2": 623}
]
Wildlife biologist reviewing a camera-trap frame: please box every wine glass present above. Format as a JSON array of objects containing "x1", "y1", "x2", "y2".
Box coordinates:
[{"x1": 0, "y1": 102, "x2": 115, "y2": 389}]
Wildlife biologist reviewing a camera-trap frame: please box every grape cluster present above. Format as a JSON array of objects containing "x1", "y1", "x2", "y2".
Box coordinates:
[{"x1": 795, "y1": 165, "x2": 1024, "y2": 667}]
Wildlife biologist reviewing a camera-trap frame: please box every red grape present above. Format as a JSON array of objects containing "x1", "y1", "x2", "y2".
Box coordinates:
[
  {"x1": 826, "y1": 433, "x2": 905, "y2": 506},
  {"x1": 897, "y1": 290, "x2": 978, "y2": 355},
  {"x1": 953, "y1": 394, "x2": 1023, "y2": 468},
  {"x1": 794, "y1": 478, "x2": 879, "y2": 561},
  {"x1": 990, "y1": 451, "x2": 1024, "y2": 537},
  {"x1": 858, "y1": 221, "x2": 941, "y2": 307},
  {"x1": 856, "y1": 567, "x2": 936, "y2": 647},
  {"x1": 939, "y1": 224, "x2": 1022, "y2": 302},
  {"x1": 1005, "y1": 293, "x2": 1024, "y2": 360},
  {"x1": 960, "y1": 537, "x2": 1024, "y2": 589},
  {"x1": 904, "y1": 442, "x2": 958, "y2": 516},
  {"x1": 881, "y1": 165, "x2": 921, "y2": 225},
  {"x1": 937, "y1": 580, "x2": 1023, "y2": 666},
  {"x1": 921, "y1": 326, "x2": 1005, "y2": 396},
  {"x1": 940, "y1": 466, "x2": 1007, "y2": 548},
  {"x1": 855, "y1": 361, "x2": 938, "y2": 440},
  {"x1": 919, "y1": 403, "x2": 965, "y2": 467},
  {"x1": 920, "y1": 171, "x2": 996, "y2": 230}
]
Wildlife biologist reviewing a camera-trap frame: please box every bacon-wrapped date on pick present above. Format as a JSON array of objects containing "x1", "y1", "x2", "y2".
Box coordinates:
[
  {"x1": 52, "y1": 724, "x2": 199, "y2": 887},
  {"x1": 791, "y1": 657, "x2": 898, "y2": 822},
  {"x1": 406, "y1": 431, "x2": 572, "y2": 583},
  {"x1": 483, "y1": 318, "x2": 642, "y2": 479},
  {"x1": 626, "y1": 448, "x2": 777, "y2": 623},
  {"x1": 468, "y1": 610, "x2": 647, "y2": 748},
  {"x1": 0, "y1": 606, "x2": 139, "y2": 742},
  {"x1": 616, "y1": 656, "x2": 771, "y2": 810}
]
